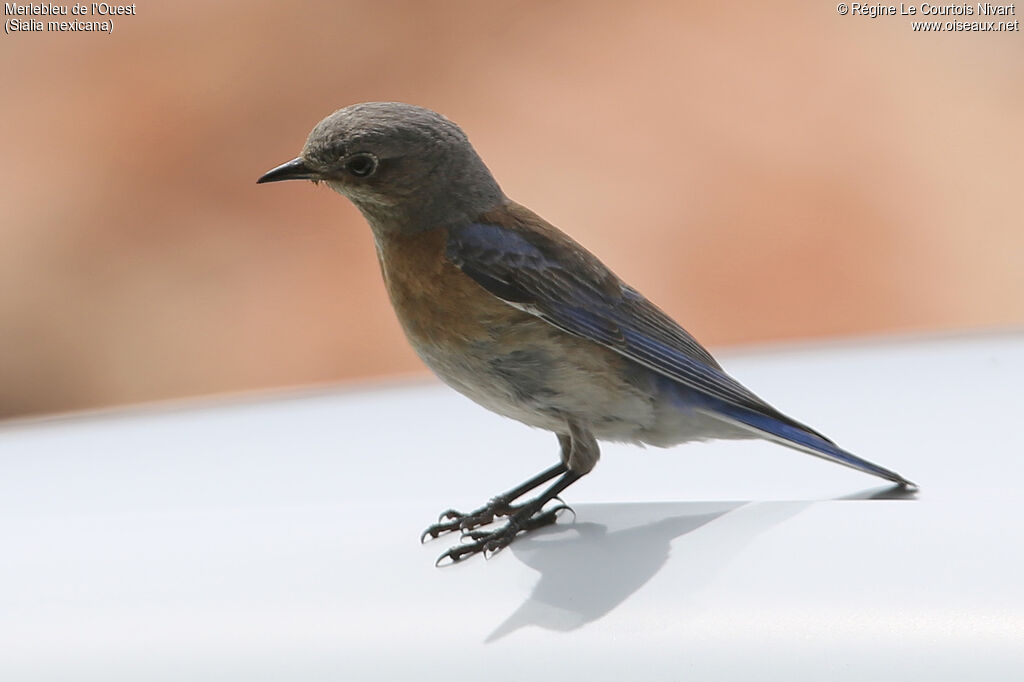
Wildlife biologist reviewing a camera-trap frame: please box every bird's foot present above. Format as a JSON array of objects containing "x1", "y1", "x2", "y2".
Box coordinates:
[
  {"x1": 420, "y1": 496, "x2": 516, "y2": 542},
  {"x1": 432, "y1": 502, "x2": 571, "y2": 566}
]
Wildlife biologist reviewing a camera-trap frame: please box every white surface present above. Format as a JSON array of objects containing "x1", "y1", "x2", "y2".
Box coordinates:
[{"x1": 1, "y1": 331, "x2": 1022, "y2": 680}]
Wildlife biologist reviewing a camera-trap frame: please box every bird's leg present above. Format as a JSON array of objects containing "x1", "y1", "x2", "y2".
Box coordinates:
[
  {"x1": 434, "y1": 468, "x2": 583, "y2": 565},
  {"x1": 420, "y1": 462, "x2": 568, "y2": 541},
  {"x1": 427, "y1": 426, "x2": 597, "y2": 565}
]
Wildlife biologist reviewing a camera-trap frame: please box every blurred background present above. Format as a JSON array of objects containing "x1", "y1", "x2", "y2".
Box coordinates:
[{"x1": 2, "y1": 0, "x2": 1021, "y2": 419}]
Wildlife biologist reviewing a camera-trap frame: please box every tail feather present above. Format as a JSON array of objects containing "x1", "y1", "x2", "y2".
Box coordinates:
[{"x1": 704, "y1": 404, "x2": 916, "y2": 488}]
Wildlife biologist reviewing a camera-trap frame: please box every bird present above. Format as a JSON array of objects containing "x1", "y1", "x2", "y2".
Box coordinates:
[{"x1": 257, "y1": 102, "x2": 914, "y2": 565}]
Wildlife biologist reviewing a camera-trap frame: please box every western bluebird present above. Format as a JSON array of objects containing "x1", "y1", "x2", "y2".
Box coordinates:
[{"x1": 258, "y1": 102, "x2": 914, "y2": 564}]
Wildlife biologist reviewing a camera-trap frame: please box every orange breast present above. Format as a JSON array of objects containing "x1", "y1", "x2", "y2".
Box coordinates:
[{"x1": 374, "y1": 227, "x2": 527, "y2": 349}]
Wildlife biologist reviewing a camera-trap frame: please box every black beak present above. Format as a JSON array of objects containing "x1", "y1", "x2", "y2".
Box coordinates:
[{"x1": 256, "y1": 157, "x2": 319, "y2": 184}]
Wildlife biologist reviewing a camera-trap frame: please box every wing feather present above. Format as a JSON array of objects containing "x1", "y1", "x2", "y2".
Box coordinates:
[{"x1": 446, "y1": 220, "x2": 821, "y2": 435}]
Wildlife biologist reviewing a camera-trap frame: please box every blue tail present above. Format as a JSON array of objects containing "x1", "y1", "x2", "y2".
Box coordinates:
[{"x1": 705, "y1": 402, "x2": 915, "y2": 488}]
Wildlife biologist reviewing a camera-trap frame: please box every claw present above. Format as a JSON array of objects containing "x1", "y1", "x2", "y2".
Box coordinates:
[
  {"x1": 420, "y1": 518, "x2": 458, "y2": 542},
  {"x1": 438, "y1": 509, "x2": 462, "y2": 522},
  {"x1": 435, "y1": 540, "x2": 485, "y2": 567},
  {"x1": 422, "y1": 500, "x2": 506, "y2": 543},
  {"x1": 548, "y1": 503, "x2": 575, "y2": 522}
]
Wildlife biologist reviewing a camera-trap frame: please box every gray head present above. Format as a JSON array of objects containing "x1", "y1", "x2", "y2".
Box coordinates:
[{"x1": 257, "y1": 102, "x2": 505, "y2": 233}]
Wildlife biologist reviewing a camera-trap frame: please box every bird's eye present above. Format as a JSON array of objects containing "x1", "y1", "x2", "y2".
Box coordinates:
[{"x1": 344, "y1": 154, "x2": 378, "y2": 178}]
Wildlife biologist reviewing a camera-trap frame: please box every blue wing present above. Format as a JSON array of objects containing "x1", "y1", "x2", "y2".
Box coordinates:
[{"x1": 446, "y1": 214, "x2": 913, "y2": 486}]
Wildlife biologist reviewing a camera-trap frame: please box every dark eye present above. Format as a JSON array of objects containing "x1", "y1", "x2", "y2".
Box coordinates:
[{"x1": 344, "y1": 154, "x2": 377, "y2": 178}]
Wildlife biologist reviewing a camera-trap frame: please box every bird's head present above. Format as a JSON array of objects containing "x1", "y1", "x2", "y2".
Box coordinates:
[{"x1": 257, "y1": 102, "x2": 504, "y2": 234}]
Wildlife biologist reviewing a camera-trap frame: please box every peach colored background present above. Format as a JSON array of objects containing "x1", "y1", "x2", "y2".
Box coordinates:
[{"x1": 2, "y1": 1, "x2": 1022, "y2": 419}]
